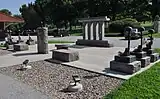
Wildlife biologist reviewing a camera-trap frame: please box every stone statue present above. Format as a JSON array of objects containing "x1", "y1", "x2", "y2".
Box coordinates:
[
  {"x1": 118, "y1": 48, "x2": 130, "y2": 56},
  {"x1": 132, "y1": 45, "x2": 142, "y2": 52},
  {"x1": 153, "y1": 15, "x2": 160, "y2": 33},
  {"x1": 6, "y1": 33, "x2": 12, "y2": 45},
  {"x1": 28, "y1": 34, "x2": 33, "y2": 41},
  {"x1": 146, "y1": 41, "x2": 153, "y2": 49}
]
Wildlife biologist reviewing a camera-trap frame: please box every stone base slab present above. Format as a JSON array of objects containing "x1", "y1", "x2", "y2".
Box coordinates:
[
  {"x1": 143, "y1": 48, "x2": 154, "y2": 55},
  {"x1": 131, "y1": 51, "x2": 146, "y2": 58},
  {"x1": 110, "y1": 60, "x2": 141, "y2": 74},
  {"x1": 52, "y1": 49, "x2": 79, "y2": 62},
  {"x1": 137, "y1": 56, "x2": 150, "y2": 67},
  {"x1": 14, "y1": 44, "x2": 29, "y2": 51},
  {"x1": 76, "y1": 39, "x2": 113, "y2": 47},
  {"x1": 55, "y1": 44, "x2": 69, "y2": 50},
  {"x1": 150, "y1": 53, "x2": 159, "y2": 62},
  {"x1": 6, "y1": 45, "x2": 13, "y2": 49},
  {"x1": 115, "y1": 55, "x2": 136, "y2": 63}
]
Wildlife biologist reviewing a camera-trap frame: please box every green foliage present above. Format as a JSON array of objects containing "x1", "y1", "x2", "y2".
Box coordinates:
[
  {"x1": 0, "y1": 9, "x2": 12, "y2": 15},
  {"x1": 154, "y1": 48, "x2": 160, "y2": 54},
  {"x1": 18, "y1": 0, "x2": 153, "y2": 30},
  {"x1": 109, "y1": 18, "x2": 141, "y2": 33},
  {"x1": 48, "y1": 40, "x2": 74, "y2": 44},
  {"x1": 104, "y1": 60, "x2": 160, "y2": 99}
]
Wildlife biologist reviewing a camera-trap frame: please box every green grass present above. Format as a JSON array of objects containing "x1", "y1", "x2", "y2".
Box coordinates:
[
  {"x1": 70, "y1": 33, "x2": 82, "y2": 36},
  {"x1": 141, "y1": 22, "x2": 152, "y2": 27},
  {"x1": 48, "y1": 40, "x2": 74, "y2": 44},
  {"x1": 104, "y1": 48, "x2": 160, "y2": 99},
  {"x1": 144, "y1": 33, "x2": 160, "y2": 38},
  {"x1": 154, "y1": 48, "x2": 160, "y2": 54},
  {"x1": 141, "y1": 22, "x2": 153, "y2": 31},
  {"x1": 0, "y1": 44, "x2": 5, "y2": 48},
  {"x1": 104, "y1": 63, "x2": 160, "y2": 99}
]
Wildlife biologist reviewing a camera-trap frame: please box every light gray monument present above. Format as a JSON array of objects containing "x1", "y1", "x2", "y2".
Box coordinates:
[
  {"x1": 153, "y1": 15, "x2": 160, "y2": 33},
  {"x1": 76, "y1": 16, "x2": 113, "y2": 47},
  {"x1": 37, "y1": 27, "x2": 48, "y2": 54}
]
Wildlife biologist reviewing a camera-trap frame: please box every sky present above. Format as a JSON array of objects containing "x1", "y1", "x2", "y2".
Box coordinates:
[{"x1": 0, "y1": 0, "x2": 35, "y2": 15}]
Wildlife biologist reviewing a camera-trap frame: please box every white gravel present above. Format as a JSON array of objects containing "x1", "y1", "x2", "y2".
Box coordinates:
[{"x1": 0, "y1": 61, "x2": 123, "y2": 99}]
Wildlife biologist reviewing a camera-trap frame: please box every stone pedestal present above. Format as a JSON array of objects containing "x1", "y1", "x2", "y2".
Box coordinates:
[
  {"x1": 37, "y1": 27, "x2": 48, "y2": 54},
  {"x1": 76, "y1": 39, "x2": 113, "y2": 47},
  {"x1": 110, "y1": 60, "x2": 141, "y2": 74},
  {"x1": 14, "y1": 44, "x2": 29, "y2": 51},
  {"x1": 55, "y1": 44, "x2": 69, "y2": 50},
  {"x1": 150, "y1": 53, "x2": 159, "y2": 62},
  {"x1": 131, "y1": 51, "x2": 150, "y2": 67},
  {"x1": 137, "y1": 57, "x2": 150, "y2": 67},
  {"x1": 67, "y1": 82, "x2": 83, "y2": 92},
  {"x1": 143, "y1": 48, "x2": 159, "y2": 62},
  {"x1": 52, "y1": 49, "x2": 79, "y2": 62},
  {"x1": 110, "y1": 55, "x2": 141, "y2": 74},
  {"x1": 6, "y1": 44, "x2": 13, "y2": 49},
  {"x1": 115, "y1": 55, "x2": 136, "y2": 63}
]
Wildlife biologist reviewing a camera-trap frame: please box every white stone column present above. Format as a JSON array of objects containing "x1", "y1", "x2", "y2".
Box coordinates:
[
  {"x1": 88, "y1": 22, "x2": 93, "y2": 40},
  {"x1": 96, "y1": 22, "x2": 99, "y2": 40},
  {"x1": 102, "y1": 22, "x2": 105, "y2": 40},
  {"x1": 90, "y1": 22, "x2": 94, "y2": 40},
  {"x1": 83, "y1": 23, "x2": 88, "y2": 40}
]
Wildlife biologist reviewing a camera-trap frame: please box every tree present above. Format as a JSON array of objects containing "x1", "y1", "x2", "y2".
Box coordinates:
[
  {"x1": 20, "y1": 3, "x2": 42, "y2": 30},
  {"x1": 13, "y1": 14, "x2": 22, "y2": 19},
  {"x1": 0, "y1": 9, "x2": 12, "y2": 15}
]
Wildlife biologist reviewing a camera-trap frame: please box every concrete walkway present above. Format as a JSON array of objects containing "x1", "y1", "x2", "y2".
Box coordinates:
[
  {"x1": 0, "y1": 36, "x2": 159, "y2": 98},
  {"x1": 0, "y1": 74, "x2": 51, "y2": 99}
]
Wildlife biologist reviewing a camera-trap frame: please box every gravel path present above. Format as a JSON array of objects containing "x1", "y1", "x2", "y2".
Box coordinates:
[
  {"x1": 0, "y1": 61, "x2": 123, "y2": 99},
  {"x1": 0, "y1": 49, "x2": 12, "y2": 56}
]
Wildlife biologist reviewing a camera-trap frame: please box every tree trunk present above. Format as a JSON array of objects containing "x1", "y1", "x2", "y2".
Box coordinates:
[{"x1": 69, "y1": 22, "x2": 72, "y2": 31}]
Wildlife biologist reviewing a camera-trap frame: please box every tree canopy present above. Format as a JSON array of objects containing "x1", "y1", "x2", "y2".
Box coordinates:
[{"x1": 17, "y1": 0, "x2": 159, "y2": 30}]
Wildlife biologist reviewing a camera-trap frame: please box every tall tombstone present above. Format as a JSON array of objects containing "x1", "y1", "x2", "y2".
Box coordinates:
[
  {"x1": 37, "y1": 27, "x2": 48, "y2": 54},
  {"x1": 153, "y1": 15, "x2": 160, "y2": 33}
]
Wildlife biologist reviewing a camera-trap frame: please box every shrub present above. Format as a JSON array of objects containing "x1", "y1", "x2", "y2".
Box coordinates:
[{"x1": 109, "y1": 18, "x2": 141, "y2": 34}]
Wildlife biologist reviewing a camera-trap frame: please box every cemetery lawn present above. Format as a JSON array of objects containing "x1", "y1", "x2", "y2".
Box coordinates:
[
  {"x1": 48, "y1": 40, "x2": 74, "y2": 44},
  {"x1": 144, "y1": 33, "x2": 160, "y2": 38},
  {"x1": 154, "y1": 48, "x2": 160, "y2": 54},
  {"x1": 0, "y1": 45, "x2": 5, "y2": 48},
  {"x1": 104, "y1": 48, "x2": 160, "y2": 99},
  {"x1": 104, "y1": 62, "x2": 160, "y2": 99}
]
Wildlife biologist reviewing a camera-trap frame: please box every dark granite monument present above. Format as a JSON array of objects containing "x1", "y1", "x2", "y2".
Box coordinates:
[
  {"x1": 110, "y1": 26, "x2": 141, "y2": 74},
  {"x1": 143, "y1": 29, "x2": 159, "y2": 62},
  {"x1": 130, "y1": 27, "x2": 150, "y2": 67}
]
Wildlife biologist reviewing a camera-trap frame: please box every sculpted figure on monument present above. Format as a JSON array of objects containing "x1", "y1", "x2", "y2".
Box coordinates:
[{"x1": 118, "y1": 48, "x2": 130, "y2": 56}]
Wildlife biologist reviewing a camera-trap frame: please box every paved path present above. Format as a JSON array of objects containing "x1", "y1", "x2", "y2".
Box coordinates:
[
  {"x1": 0, "y1": 36, "x2": 159, "y2": 98},
  {"x1": 0, "y1": 74, "x2": 51, "y2": 99}
]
